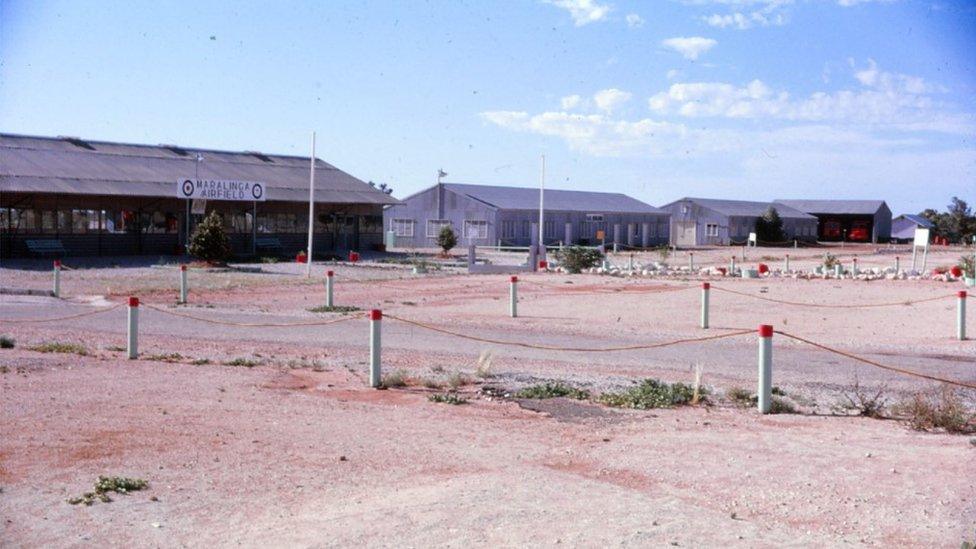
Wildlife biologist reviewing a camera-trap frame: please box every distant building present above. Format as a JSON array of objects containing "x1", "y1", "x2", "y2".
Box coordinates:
[
  {"x1": 891, "y1": 213, "x2": 934, "y2": 242},
  {"x1": 383, "y1": 183, "x2": 671, "y2": 248},
  {"x1": 774, "y1": 199, "x2": 892, "y2": 243},
  {"x1": 660, "y1": 197, "x2": 818, "y2": 247}
]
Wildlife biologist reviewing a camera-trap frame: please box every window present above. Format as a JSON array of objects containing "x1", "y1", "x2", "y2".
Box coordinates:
[
  {"x1": 464, "y1": 220, "x2": 488, "y2": 239},
  {"x1": 103, "y1": 210, "x2": 137, "y2": 234},
  {"x1": 706, "y1": 223, "x2": 719, "y2": 237},
  {"x1": 521, "y1": 220, "x2": 530, "y2": 238},
  {"x1": 426, "y1": 219, "x2": 451, "y2": 238},
  {"x1": 500, "y1": 220, "x2": 516, "y2": 239},
  {"x1": 392, "y1": 218, "x2": 414, "y2": 237},
  {"x1": 142, "y1": 211, "x2": 178, "y2": 234},
  {"x1": 10, "y1": 209, "x2": 39, "y2": 233},
  {"x1": 543, "y1": 220, "x2": 557, "y2": 239},
  {"x1": 72, "y1": 209, "x2": 99, "y2": 233},
  {"x1": 360, "y1": 215, "x2": 382, "y2": 236}
]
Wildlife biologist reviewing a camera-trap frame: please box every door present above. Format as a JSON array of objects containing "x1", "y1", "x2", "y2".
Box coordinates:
[{"x1": 674, "y1": 221, "x2": 697, "y2": 247}]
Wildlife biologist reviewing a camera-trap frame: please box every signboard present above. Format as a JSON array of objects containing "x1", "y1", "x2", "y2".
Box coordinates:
[
  {"x1": 177, "y1": 179, "x2": 266, "y2": 202},
  {"x1": 913, "y1": 227, "x2": 930, "y2": 247},
  {"x1": 748, "y1": 232, "x2": 757, "y2": 246},
  {"x1": 191, "y1": 199, "x2": 207, "y2": 215}
]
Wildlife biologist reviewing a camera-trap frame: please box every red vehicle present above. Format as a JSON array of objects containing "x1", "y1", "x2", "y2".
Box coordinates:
[
  {"x1": 848, "y1": 221, "x2": 871, "y2": 242},
  {"x1": 822, "y1": 220, "x2": 842, "y2": 239}
]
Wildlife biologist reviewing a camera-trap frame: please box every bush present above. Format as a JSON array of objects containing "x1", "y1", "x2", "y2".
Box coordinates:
[
  {"x1": 556, "y1": 246, "x2": 602, "y2": 273},
  {"x1": 515, "y1": 382, "x2": 590, "y2": 400},
  {"x1": 754, "y1": 206, "x2": 785, "y2": 244},
  {"x1": 428, "y1": 393, "x2": 468, "y2": 405},
  {"x1": 382, "y1": 369, "x2": 409, "y2": 388},
  {"x1": 437, "y1": 225, "x2": 457, "y2": 254},
  {"x1": 897, "y1": 388, "x2": 974, "y2": 433},
  {"x1": 960, "y1": 255, "x2": 975, "y2": 278},
  {"x1": 0, "y1": 335, "x2": 14, "y2": 349},
  {"x1": 30, "y1": 342, "x2": 88, "y2": 355},
  {"x1": 188, "y1": 211, "x2": 232, "y2": 263},
  {"x1": 598, "y1": 379, "x2": 703, "y2": 409}
]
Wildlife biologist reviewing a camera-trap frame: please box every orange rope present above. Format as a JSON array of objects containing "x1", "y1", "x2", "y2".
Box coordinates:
[
  {"x1": 712, "y1": 285, "x2": 952, "y2": 309},
  {"x1": 0, "y1": 303, "x2": 123, "y2": 323},
  {"x1": 144, "y1": 304, "x2": 362, "y2": 328}
]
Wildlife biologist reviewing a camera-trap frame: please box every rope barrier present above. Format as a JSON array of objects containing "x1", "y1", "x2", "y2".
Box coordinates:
[
  {"x1": 143, "y1": 303, "x2": 362, "y2": 328},
  {"x1": 775, "y1": 330, "x2": 976, "y2": 390},
  {"x1": 711, "y1": 285, "x2": 953, "y2": 309},
  {"x1": 0, "y1": 303, "x2": 123, "y2": 324},
  {"x1": 385, "y1": 313, "x2": 752, "y2": 352}
]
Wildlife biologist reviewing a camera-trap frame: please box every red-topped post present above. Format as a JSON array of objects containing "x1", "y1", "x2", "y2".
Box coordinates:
[
  {"x1": 369, "y1": 309, "x2": 382, "y2": 388},
  {"x1": 700, "y1": 282, "x2": 710, "y2": 329},
  {"x1": 958, "y1": 291, "x2": 967, "y2": 341},
  {"x1": 510, "y1": 276, "x2": 519, "y2": 318},
  {"x1": 53, "y1": 260, "x2": 62, "y2": 298},
  {"x1": 127, "y1": 297, "x2": 140, "y2": 359},
  {"x1": 326, "y1": 270, "x2": 335, "y2": 308},
  {"x1": 757, "y1": 324, "x2": 773, "y2": 413}
]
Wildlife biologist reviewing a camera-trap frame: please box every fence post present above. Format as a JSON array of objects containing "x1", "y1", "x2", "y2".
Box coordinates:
[
  {"x1": 689, "y1": 252, "x2": 694, "y2": 271},
  {"x1": 959, "y1": 291, "x2": 967, "y2": 341},
  {"x1": 369, "y1": 309, "x2": 382, "y2": 388},
  {"x1": 326, "y1": 270, "x2": 335, "y2": 308},
  {"x1": 127, "y1": 297, "x2": 139, "y2": 359},
  {"x1": 757, "y1": 324, "x2": 773, "y2": 414},
  {"x1": 852, "y1": 257, "x2": 859, "y2": 276},
  {"x1": 510, "y1": 276, "x2": 518, "y2": 318},
  {"x1": 178, "y1": 265, "x2": 188, "y2": 304},
  {"x1": 53, "y1": 260, "x2": 61, "y2": 298},
  {"x1": 834, "y1": 264, "x2": 842, "y2": 278},
  {"x1": 793, "y1": 239, "x2": 797, "y2": 250},
  {"x1": 784, "y1": 254, "x2": 790, "y2": 272},
  {"x1": 741, "y1": 246, "x2": 746, "y2": 261},
  {"x1": 895, "y1": 256, "x2": 900, "y2": 273},
  {"x1": 700, "y1": 282, "x2": 710, "y2": 329},
  {"x1": 729, "y1": 256, "x2": 736, "y2": 275}
]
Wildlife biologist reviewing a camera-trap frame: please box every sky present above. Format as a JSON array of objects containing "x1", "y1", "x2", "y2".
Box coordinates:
[{"x1": 1, "y1": 0, "x2": 974, "y2": 215}]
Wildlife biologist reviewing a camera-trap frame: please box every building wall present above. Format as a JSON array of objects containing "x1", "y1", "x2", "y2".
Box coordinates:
[
  {"x1": 663, "y1": 199, "x2": 818, "y2": 246},
  {"x1": 874, "y1": 204, "x2": 892, "y2": 242},
  {"x1": 383, "y1": 186, "x2": 499, "y2": 248},
  {"x1": 495, "y1": 210, "x2": 670, "y2": 247}
]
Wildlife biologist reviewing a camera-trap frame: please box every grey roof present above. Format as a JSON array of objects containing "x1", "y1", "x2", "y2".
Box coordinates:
[
  {"x1": 0, "y1": 133, "x2": 399, "y2": 205},
  {"x1": 774, "y1": 199, "x2": 887, "y2": 215},
  {"x1": 663, "y1": 197, "x2": 816, "y2": 220},
  {"x1": 894, "y1": 213, "x2": 934, "y2": 228},
  {"x1": 442, "y1": 183, "x2": 666, "y2": 214}
]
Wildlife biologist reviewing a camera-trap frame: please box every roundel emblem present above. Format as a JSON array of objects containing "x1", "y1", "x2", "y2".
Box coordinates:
[
  {"x1": 251, "y1": 184, "x2": 264, "y2": 200},
  {"x1": 180, "y1": 179, "x2": 194, "y2": 197}
]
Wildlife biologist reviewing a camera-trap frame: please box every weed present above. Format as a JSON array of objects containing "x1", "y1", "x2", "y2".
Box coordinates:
[
  {"x1": 381, "y1": 369, "x2": 408, "y2": 388},
  {"x1": 516, "y1": 381, "x2": 590, "y2": 400},
  {"x1": 105, "y1": 345, "x2": 126, "y2": 352},
  {"x1": 143, "y1": 353, "x2": 184, "y2": 363},
  {"x1": 771, "y1": 386, "x2": 787, "y2": 396},
  {"x1": 599, "y1": 379, "x2": 703, "y2": 409},
  {"x1": 0, "y1": 335, "x2": 15, "y2": 349},
  {"x1": 400, "y1": 301, "x2": 417, "y2": 306},
  {"x1": 769, "y1": 397, "x2": 797, "y2": 414},
  {"x1": 30, "y1": 342, "x2": 89, "y2": 356},
  {"x1": 223, "y1": 357, "x2": 261, "y2": 368},
  {"x1": 67, "y1": 475, "x2": 148, "y2": 506},
  {"x1": 447, "y1": 371, "x2": 468, "y2": 390},
  {"x1": 428, "y1": 393, "x2": 468, "y2": 405},
  {"x1": 420, "y1": 377, "x2": 445, "y2": 389},
  {"x1": 191, "y1": 358, "x2": 211, "y2": 366},
  {"x1": 838, "y1": 376, "x2": 888, "y2": 418},
  {"x1": 896, "y1": 387, "x2": 974, "y2": 433},
  {"x1": 259, "y1": 256, "x2": 279, "y2": 264},
  {"x1": 475, "y1": 350, "x2": 494, "y2": 379},
  {"x1": 727, "y1": 387, "x2": 753, "y2": 406},
  {"x1": 760, "y1": 255, "x2": 780, "y2": 262},
  {"x1": 308, "y1": 305, "x2": 361, "y2": 314},
  {"x1": 822, "y1": 252, "x2": 840, "y2": 269},
  {"x1": 556, "y1": 246, "x2": 603, "y2": 273}
]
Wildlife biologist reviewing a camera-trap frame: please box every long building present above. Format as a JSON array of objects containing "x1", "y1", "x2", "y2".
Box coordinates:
[
  {"x1": 774, "y1": 199, "x2": 892, "y2": 243},
  {"x1": 0, "y1": 134, "x2": 399, "y2": 258},
  {"x1": 660, "y1": 197, "x2": 818, "y2": 247},
  {"x1": 384, "y1": 183, "x2": 671, "y2": 248}
]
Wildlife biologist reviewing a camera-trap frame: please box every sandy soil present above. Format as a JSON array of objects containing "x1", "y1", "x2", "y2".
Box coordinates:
[{"x1": 1, "y1": 247, "x2": 974, "y2": 547}]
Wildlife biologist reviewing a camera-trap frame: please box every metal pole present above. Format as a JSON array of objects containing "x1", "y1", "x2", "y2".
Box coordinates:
[
  {"x1": 306, "y1": 132, "x2": 316, "y2": 277},
  {"x1": 538, "y1": 154, "x2": 545, "y2": 250},
  {"x1": 700, "y1": 282, "x2": 710, "y2": 329},
  {"x1": 326, "y1": 270, "x2": 334, "y2": 308},
  {"x1": 510, "y1": 276, "x2": 518, "y2": 318},
  {"x1": 895, "y1": 256, "x2": 900, "y2": 273},
  {"x1": 852, "y1": 257, "x2": 858, "y2": 276},
  {"x1": 784, "y1": 254, "x2": 790, "y2": 272},
  {"x1": 179, "y1": 265, "x2": 188, "y2": 304},
  {"x1": 53, "y1": 260, "x2": 61, "y2": 298},
  {"x1": 252, "y1": 201, "x2": 257, "y2": 256},
  {"x1": 127, "y1": 297, "x2": 139, "y2": 360},
  {"x1": 757, "y1": 324, "x2": 773, "y2": 414},
  {"x1": 730, "y1": 256, "x2": 736, "y2": 275},
  {"x1": 959, "y1": 291, "x2": 967, "y2": 341},
  {"x1": 369, "y1": 309, "x2": 382, "y2": 388},
  {"x1": 689, "y1": 252, "x2": 694, "y2": 271}
]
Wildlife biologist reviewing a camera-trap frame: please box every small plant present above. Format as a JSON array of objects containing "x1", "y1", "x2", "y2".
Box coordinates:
[
  {"x1": 771, "y1": 386, "x2": 787, "y2": 396},
  {"x1": 67, "y1": 475, "x2": 148, "y2": 506},
  {"x1": 143, "y1": 353, "x2": 184, "y2": 363},
  {"x1": 308, "y1": 305, "x2": 361, "y2": 314},
  {"x1": 959, "y1": 255, "x2": 975, "y2": 278},
  {"x1": 516, "y1": 382, "x2": 590, "y2": 400},
  {"x1": 428, "y1": 393, "x2": 468, "y2": 405},
  {"x1": 896, "y1": 387, "x2": 974, "y2": 433},
  {"x1": 436, "y1": 225, "x2": 457, "y2": 255},
  {"x1": 726, "y1": 387, "x2": 753, "y2": 406},
  {"x1": 655, "y1": 245, "x2": 671, "y2": 263},
  {"x1": 0, "y1": 335, "x2": 15, "y2": 349},
  {"x1": 420, "y1": 377, "x2": 445, "y2": 389},
  {"x1": 556, "y1": 246, "x2": 603, "y2": 274},
  {"x1": 224, "y1": 357, "x2": 260, "y2": 368},
  {"x1": 260, "y1": 256, "x2": 279, "y2": 264},
  {"x1": 839, "y1": 376, "x2": 888, "y2": 418},
  {"x1": 447, "y1": 371, "x2": 468, "y2": 390},
  {"x1": 822, "y1": 252, "x2": 840, "y2": 269},
  {"x1": 188, "y1": 211, "x2": 232, "y2": 263},
  {"x1": 598, "y1": 379, "x2": 703, "y2": 409},
  {"x1": 381, "y1": 369, "x2": 409, "y2": 388},
  {"x1": 475, "y1": 350, "x2": 494, "y2": 379},
  {"x1": 30, "y1": 342, "x2": 89, "y2": 356},
  {"x1": 105, "y1": 345, "x2": 126, "y2": 352},
  {"x1": 769, "y1": 397, "x2": 797, "y2": 414},
  {"x1": 191, "y1": 358, "x2": 211, "y2": 366}
]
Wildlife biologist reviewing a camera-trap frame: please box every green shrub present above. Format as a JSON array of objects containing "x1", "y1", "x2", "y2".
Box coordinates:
[
  {"x1": 68, "y1": 475, "x2": 148, "y2": 506},
  {"x1": 769, "y1": 397, "x2": 797, "y2": 414},
  {"x1": 188, "y1": 211, "x2": 231, "y2": 263},
  {"x1": 428, "y1": 393, "x2": 468, "y2": 405},
  {"x1": 30, "y1": 342, "x2": 89, "y2": 356},
  {"x1": 308, "y1": 305, "x2": 360, "y2": 314},
  {"x1": 556, "y1": 246, "x2": 602, "y2": 273},
  {"x1": 516, "y1": 381, "x2": 590, "y2": 400},
  {"x1": 437, "y1": 225, "x2": 457, "y2": 254},
  {"x1": 224, "y1": 357, "x2": 260, "y2": 368},
  {"x1": 726, "y1": 387, "x2": 753, "y2": 406},
  {"x1": 598, "y1": 379, "x2": 703, "y2": 409},
  {"x1": 754, "y1": 206, "x2": 785, "y2": 244},
  {"x1": 382, "y1": 369, "x2": 408, "y2": 388},
  {"x1": 960, "y1": 255, "x2": 975, "y2": 278},
  {"x1": 0, "y1": 335, "x2": 15, "y2": 349}
]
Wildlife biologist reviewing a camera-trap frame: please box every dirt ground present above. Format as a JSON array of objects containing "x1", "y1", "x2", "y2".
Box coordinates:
[{"x1": 1, "y1": 245, "x2": 975, "y2": 547}]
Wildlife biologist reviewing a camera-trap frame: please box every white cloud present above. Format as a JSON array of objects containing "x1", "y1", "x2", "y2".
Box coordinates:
[
  {"x1": 625, "y1": 13, "x2": 645, "y2": 27},
  {"x1": 666, "y1": 69, "x2": 682, "y2": 80},
  {"x1": 661, "y1": 37, "x2": 717, "y2": 60},
  {"x1": 593, "y1": 88, "x2": 632, "y2": 112},
  {"x1": 703, "y1": 8, "x2": 786, "y2": 29},
  {"x1": 561, "y1": 94, "x2": 583, "y2": 110},
  {"x1": 545, "y1": 0, "x2": 612, "y2": 26}
]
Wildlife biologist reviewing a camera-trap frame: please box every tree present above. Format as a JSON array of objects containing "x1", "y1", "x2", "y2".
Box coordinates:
[
  {"x1": 188, "y1": 211, "x2": 231, "y2": 263},
  {"x1": 436, "y1": 225, "x2": 457, "y2": 254},
  {"x1": 921, "y1": 197, "x2": 976, "y2": 243},
  {"x1": 556, "y1": 246, "x2": 603, "y2": 274},
  {"x1": 754, "y1": 206, "x2": 785, "y2": 244}
]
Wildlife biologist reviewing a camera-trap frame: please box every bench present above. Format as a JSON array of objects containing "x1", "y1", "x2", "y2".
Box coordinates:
[
  {"x1": 25, "y1": 239, "x2": 66, "y2": 258},
  {"x1": 253, "y1": 237, "x2": 283, "y2": 257}
]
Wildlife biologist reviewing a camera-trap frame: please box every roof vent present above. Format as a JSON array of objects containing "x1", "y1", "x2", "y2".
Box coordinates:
[
  {"x1": 59, "y1": 136, "x2": 95, "y2": 151},
  {"x1": 245, "y1": 150, "x2": 274, "y2": 163},
  {"x1": 160, "y1": 144, "x2": 189, "y2": 157}
]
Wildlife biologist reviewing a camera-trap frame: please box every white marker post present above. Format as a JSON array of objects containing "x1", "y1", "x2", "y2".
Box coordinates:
[
  {"x1": 369, "y1": 309, "x2": 382, "y2": 388},
  {"x1": 757, "y1": 324, "x2": 773, "y2": 414},
  {"x1": 784, "y1": 254, "x2": 790, "y2": 273},
  {"x1": 834, "y1": 264, "x2": 842, "y2": 278},
  {"x1": 852, "y1": 257, "x2": 859, "y2": 276},
  {"x1": 509, "y1": 275, "x2": 518, "y2": 318},
  {"x1": 689, "y1": 252, "x2": 694, "y2": 271},
  {"x1": 700, "y1": 282, "x2": 710, "y2": 329},
  {"x1": 127, "y1": 297, "x2": 139, "y2": 359},
  {"x1": 958, "y1": 291, "x2": 967, "y2": 341},
  {"x1": 729, "y1": 256, "x2": 736, "y2": 276},
  {"x1": 178, "y1": 265, "x2": 188, "y2": 304},
  {"x1": 326, "y1": 270, "x2": 335, "y2": 308},
  {"x1": 53, "y1": 260, "x2": 61, "y2": 298},
  {"x1": 895, "y1": 256, "x2": 900, "y2": 273}
]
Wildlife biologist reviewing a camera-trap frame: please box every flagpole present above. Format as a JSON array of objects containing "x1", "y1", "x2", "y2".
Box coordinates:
[
  {"x1": 305, "y1": 131, "x2": 316, "y2": 278},
  {"x1": 538, "y1": 154, "x2": 545, "y2": 248}
]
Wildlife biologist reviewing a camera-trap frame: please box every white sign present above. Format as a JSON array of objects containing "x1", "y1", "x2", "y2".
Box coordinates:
[
  {"x1": 913, "y1": 227, "x2": 930, "y2": 247},
  {"x1": 191, "y1": 199, "x2": 207, "y2": 215},
  {"x1": 177, "y1": 179, "x2": 266, "y2": 202},
  {"x1": 748, "y1": 232, "x2": 757, "y2": 245}
]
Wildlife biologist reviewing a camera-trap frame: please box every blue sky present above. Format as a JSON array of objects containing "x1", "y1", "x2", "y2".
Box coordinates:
[{"x1": 1, "y1": 0, "x2": 973, "y2": 214}]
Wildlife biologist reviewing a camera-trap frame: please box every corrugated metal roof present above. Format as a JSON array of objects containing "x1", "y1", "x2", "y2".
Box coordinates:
[
  {"x1": 774, "y1": 199, "x2": 886, "y2": 215},
  {"x1": 894, "y1": 213, "x2": 934, "y2": 228},
  {"x1": 0, "y1": 133, "x2": 399, "y2": 205},
  {"x1": 663, "y1": 197, "x2": 816, "y2": 219},
  {"x1": 442, "y1": 183, "x2": 666, "y2": 214}
]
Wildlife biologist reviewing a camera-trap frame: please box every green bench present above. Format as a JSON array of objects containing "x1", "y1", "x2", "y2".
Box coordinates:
[
  {"x1": 25, "y1": 239, "x2": 66, "y2": 258},
  {"x1": 254, "y1": 237, "x2": 283, "y2": 257}
]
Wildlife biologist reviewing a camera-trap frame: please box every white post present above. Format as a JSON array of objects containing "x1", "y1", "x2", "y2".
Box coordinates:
[
  {"x1": 852, "y1": 257, "x2": 859, "y2": 276},
  {"x1": 730, "y1": 256, "x2": 736, "y2": 275},
  {"x1": 793, "y1": 239, "x2": 797, "y2": 250},
  {"x1": 305, "y1": 131, "x2": 316, "y2": 278},
  {"x1": 784, "y1": 254, "x2": 790, "y2": 272},
  {"x1": 628, "y1": 254, "x2": 634, "y2": 271},
  {"x1": 757, "y1": 324, "x2": 773, "y2": 414},
  {"x1": 895, "y1": 256, "x2": 900, "y2": 273},
  {"x1": 178, "y1": 265, "x2": 188, "y2": 304},
  {"x1": 326, "y1": 270, "x2": 335, "y2": 308},
  {"x1": 959, "y1": 291, "x2": 967, "y2": 341},
  {"x1": 700, "y1": 282, "x2": 710, "y2": 329},
  {"x1": 127, "y1": 297, "x2": 139, "y2": 360},
  {"x1": 510, "y1": 276, "x2": 518, "y2": 318},
  {"x1": 911, "y1": 246, "x2": 918, "y2": 271},
  {"x1": 834, "y1": 264, "x2": 842, "y2": 278},
  {"x1": 369, "y1": 309, "x2": 382, "y2": 388},
  {"x1": 689, "y1": 252, "x2": 694, "y2": 271},
  {"x1": 53, "y1": 260, "x2": 61, "y2": 298}
]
